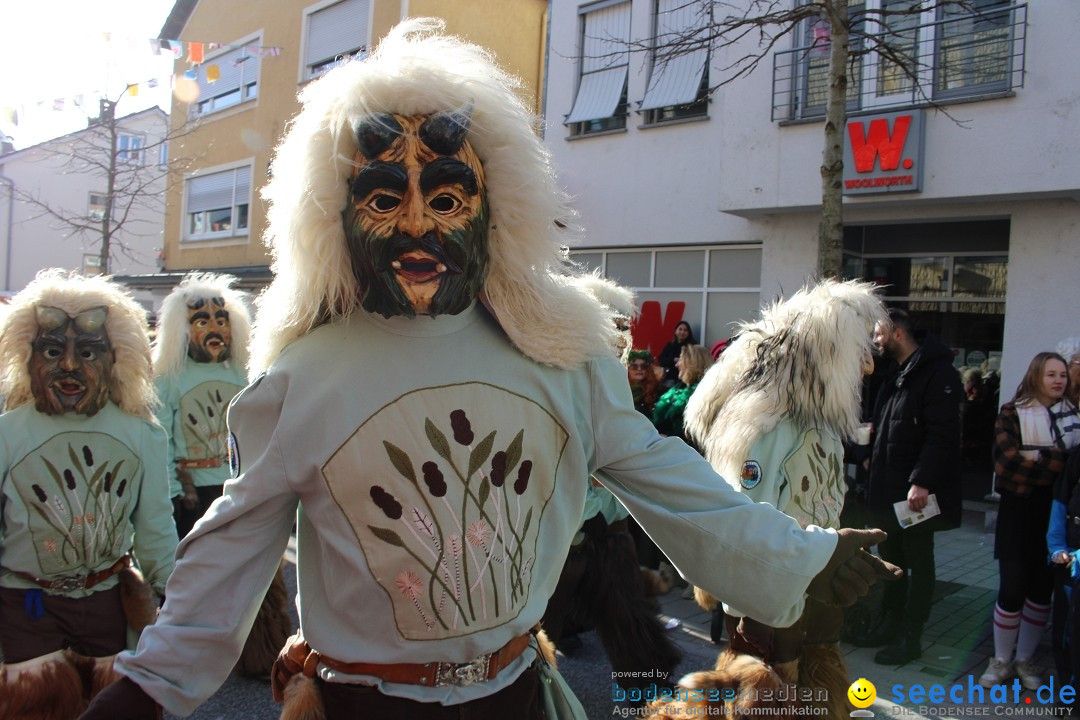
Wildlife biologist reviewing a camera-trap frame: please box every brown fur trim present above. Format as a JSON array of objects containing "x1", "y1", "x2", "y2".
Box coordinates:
[
  {"x1": 645, "y1": 650, "x2": 801, "y2": 719},
  {"x1": 237, "y1": 563, "x2": 295, "y2": 678},
  {"x1": 693, "y1": 586, "x2": 718, "y2": 612},
  {"x1": 800, "y1": 643, "x2": 853, "y2": 720},
  {"x1": 118, "y1": 566, "x2": 158, "y2": 633},
  {"x1": 279, "y1": 674, "x2": 326, "y2": 720},
  {"x1": 0, "y1": 651, "x2": 88, "y2": 720},
  {"x1": 641, "y1": 566, "x2": 674, "y2": 597}
]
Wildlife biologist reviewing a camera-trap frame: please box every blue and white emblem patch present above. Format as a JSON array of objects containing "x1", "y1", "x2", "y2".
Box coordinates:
[{"x1": 740, "y1": 460, "x2": 762, "y2": 490}]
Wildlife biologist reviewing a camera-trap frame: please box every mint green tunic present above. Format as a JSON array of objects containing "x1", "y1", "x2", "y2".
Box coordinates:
[
  {"x1": 155, "y1": 358, "x2": 247, "y2": 497},
  {"x1": 116, "y1": 304, "x2": 837, "y2": 715},
  {"x1": 0, "y1": 402, "x2": 177, "y2": 597}
]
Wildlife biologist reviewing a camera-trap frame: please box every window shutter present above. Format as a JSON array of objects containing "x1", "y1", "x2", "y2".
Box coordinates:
[
  {"x1": 188, "y1": 170, "x2": 239, "y2": 213},
  {"x1": 640, "y1": 0, "x2": 710, "y2": 110},
  {"x1": 566, "y1": 1, "x2": 632, "y2": 123},
  {"x1": 306, "y1": 0, "x2": 370, "y2": 70},
  {"x1": 200, "y1": 45, "x2": 259, "y2": 99}
]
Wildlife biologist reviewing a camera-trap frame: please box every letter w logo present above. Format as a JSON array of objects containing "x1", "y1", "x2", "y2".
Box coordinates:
[{"x1": 848, "y1": 115, "x2": 911, "y2": 173}]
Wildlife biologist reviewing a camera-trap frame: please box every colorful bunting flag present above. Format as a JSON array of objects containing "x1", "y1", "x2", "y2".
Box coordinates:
[
  {"x1": 127, "y1": 84, "x2": 139, "y2": 97},
  {"x1": 206, "y1": 64, "x2": 220, "y2": 83},
  {"x1": 169, "y1": 40, "x2": 183, "y2": 58},
  {"x1": 184, "y1": 69, "x2": 198, "y2": 80},
  {"x1": 188, "y1": 42, "x2": 204, "y2": 64}
]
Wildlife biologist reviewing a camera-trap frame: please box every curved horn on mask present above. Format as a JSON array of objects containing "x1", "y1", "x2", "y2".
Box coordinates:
[
  {"x1": 418, "y1": 103, "x2": 473, "y2": 156},
  {"x1": 354, "y1": 114, "x2": 404, "y2": 160}
]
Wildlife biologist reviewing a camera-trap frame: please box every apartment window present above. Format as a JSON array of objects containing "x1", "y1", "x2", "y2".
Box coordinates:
[
  {"x1": 158, "y1": 141, "x2": 169, "y2": 167},
  {"x1": 773, "y1": 2, "x2": 1024, "y2": 121},
  {"x1": 565, "y1": 0, "x2": 632, "y2": 136},
  {"x1": 88, "y1": 192, "x2": 109, "y2": 222},
  {"x1": 184, "y1": 165, "x2": 251, "y2": 242},
  {"x1": 192, "y1": 40, "x2": 261, "y2": 117},
  {"x1": 117, "y1": 133, "x2": 145, "y2": 164},
  {"x1": 302, "y1": 0, "x2": 370, "y2": 82},
  {"x1": 82, "y1": 254, "x2": 103, "y2": 276},
  {"x1": 640, "y1": 0, "x2": 710, "y2": 125}
]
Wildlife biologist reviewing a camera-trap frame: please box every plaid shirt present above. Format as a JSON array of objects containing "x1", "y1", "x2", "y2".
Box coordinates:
[{"x1": 994, "y1": 402, "x2": 1078, "y2": 496}]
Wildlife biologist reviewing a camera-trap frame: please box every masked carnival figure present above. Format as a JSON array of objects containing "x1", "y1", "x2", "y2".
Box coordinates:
[
  {"x1": 80, "y1": 22, "x2": 897, "y2": 720},
  {"x1": 0, "y1": 271, "x2": 177, "y2": 720},
  {"x1": 151, "y1": 273, "x2": 292, "y2": 679},
  {"x1": 644, "y1": 279, "x2": 885, "y2": 720}
]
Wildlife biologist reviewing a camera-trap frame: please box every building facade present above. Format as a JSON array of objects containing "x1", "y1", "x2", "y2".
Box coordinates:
[
  {"x1": 139, "y1": 0, "x2": 549, "y2": 304},
  {"x1": 545, "y1": 0, "x2": 1080, "y2": 400},
  {"x1": 0, "y1": 107, "x2": 168, "y2": 310}
]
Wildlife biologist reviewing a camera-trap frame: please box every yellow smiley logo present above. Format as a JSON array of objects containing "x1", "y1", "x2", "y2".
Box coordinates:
[{"x1": 848, "y1": 678, "x2": 877, "y2": 709}]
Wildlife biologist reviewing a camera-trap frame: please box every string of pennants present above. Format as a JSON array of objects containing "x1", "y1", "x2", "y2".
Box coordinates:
[{"x1": 146, "y1": 38, "x2": 284, "y2": 93}]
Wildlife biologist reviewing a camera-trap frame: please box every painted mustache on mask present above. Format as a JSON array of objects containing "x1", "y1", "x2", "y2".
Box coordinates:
[{"x1": 202, "y1": 332, "x2": 226, "y2": 347}]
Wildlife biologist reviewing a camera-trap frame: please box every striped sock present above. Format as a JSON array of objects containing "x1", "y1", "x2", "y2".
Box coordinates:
[
  {"x1": 1015, "y1": 599, "x2": 1051, "y2": 662},
  {"x1": 992, "y1": 604, "x2": 1021, "y2": 662}
]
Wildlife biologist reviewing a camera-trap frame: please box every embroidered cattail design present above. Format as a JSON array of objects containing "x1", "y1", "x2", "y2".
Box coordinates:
[
  {"x1": 422, "y1": 462, "x2": 447, "y2": 497},
  {"x1": 395, "y1": 571, "x2": 432, "y2": 629},
  {"x1": 63, "y1": 469, "x2": 76, "y2": 490},
  {"x1": 490, "y1": 452, "x2": 507, "y2": 487},
  {"x1": 802, "y1": 475, "x2": 810, "y2": 492},
  {"x1": 104, "y1": 472, "x2": 113, "y2": 492},
  {"x1": 450, "y1": 409, "x2": 474, "y2": 445},
  {"x1": 513, "y1": 460, "x2": 532, "y2": 495},
  {"x1": 32, "y1": 484, "x2": 47, "y2": 503},
  {"x1": 208, "y1": 406, "x2": 215, "y2": 418},
  {"x1": 82, "y1": 445, "x2": 94, "y2": 466},
  {"x1": 216, "y1": 389, "x2": 223, "y2": 403},
  {"x1": 188, "y1": 413, "x2": 198, "y2": 425},
  {"x1": 371, "y1": 485, "x2": 403, "y2": 520},
  {"x1": 116, "y1": 479, "x2": 128, "y2": 498}
]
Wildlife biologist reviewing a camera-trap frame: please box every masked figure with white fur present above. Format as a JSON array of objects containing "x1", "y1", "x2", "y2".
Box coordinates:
[
  {"x1": 648, "y1": 279, "x2": 885, "y2": 720},
  {"x1": 80, "y1": 22, "x2": 897, "y2": 720},
  {"x1": 0, "y1": 271, "x2": 176, "y2": 720}
]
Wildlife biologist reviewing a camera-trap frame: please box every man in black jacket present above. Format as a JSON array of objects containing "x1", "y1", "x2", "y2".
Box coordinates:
[{"x1": 856, "y1": 308, "x2": 962, "y2": 664}]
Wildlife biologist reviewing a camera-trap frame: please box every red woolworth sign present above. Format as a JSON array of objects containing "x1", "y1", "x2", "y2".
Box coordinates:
[{"x1": 842, "y1": 109, "x2": 924, "y2": 196}]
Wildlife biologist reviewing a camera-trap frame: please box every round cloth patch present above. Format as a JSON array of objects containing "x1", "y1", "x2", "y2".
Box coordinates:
[
  {"x1": 228, "y1": 432, "x2": 240, "y2": 478},
  {"x1": 740, "y1": 460, "x2": 762, "y2": 490}
]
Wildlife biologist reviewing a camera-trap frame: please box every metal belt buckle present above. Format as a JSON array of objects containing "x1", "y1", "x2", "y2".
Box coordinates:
[
  {"x1": 50, "y1": 574, "x2": 88, "y2": 593},
  {"x1": 435, "y1": 653, "x2": 491, "y2": 687}
]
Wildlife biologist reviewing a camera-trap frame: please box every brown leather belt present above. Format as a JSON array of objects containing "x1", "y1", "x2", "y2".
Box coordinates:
[
  {"x1": 177, "y1": 457, "x2": 223, "y2": 469},
  {"x1": 272, "y1": 631, "x2": 532, "y2": 700},
  {"x1": 16, "y1": 555, "x2": 131, "y2": 593}
]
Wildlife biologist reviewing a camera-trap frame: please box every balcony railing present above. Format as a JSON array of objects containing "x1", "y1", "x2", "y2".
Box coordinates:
[{"x1": 771, "y1": 3, "x2": 1026, "y2": 122}]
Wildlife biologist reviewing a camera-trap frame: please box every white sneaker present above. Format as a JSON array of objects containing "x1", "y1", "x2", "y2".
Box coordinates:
[
  {"x1": 979, "y1": 657, "x2": 1013, "y2": 688},
  {"x1": 1015, "y1": 660, "x2": 1043, "y2": 690}
]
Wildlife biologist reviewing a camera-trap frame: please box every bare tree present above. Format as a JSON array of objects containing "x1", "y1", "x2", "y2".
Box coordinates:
[
  {"x1": 600, "y1": 0, "x2": 1010, "y2": 278},
  {"x1": 7, "y1": 94, "x2": 197, "y2": 276}
]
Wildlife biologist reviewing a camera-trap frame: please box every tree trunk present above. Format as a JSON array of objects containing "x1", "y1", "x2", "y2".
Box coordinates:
[
  {"x1": 817, "y1": 0, "x2": 849, "y2": 280},
  {"x1": 99, "y1": 100, "x2": 117, "y2": 275}
]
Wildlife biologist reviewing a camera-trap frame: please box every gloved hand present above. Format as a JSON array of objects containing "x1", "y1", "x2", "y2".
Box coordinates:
[
  {"x1": 178, "y1": 469, "x2": 198, "y2": 510},
  {"x1": 805, "y1": 528, "x2": 902, "y2": 606},
  {"x1": 733, "y1": 616, "x2": 774, "y2": 658},
  {"x1": 79, "y1": 677, "x2": 161, "y2": 720}
]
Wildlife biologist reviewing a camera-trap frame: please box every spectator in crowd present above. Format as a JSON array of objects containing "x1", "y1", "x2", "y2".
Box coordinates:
[
  {"x1": 1058, "y1": 338, "x2": 1080, "y2": 405},
  {"x1": 960, "y1": 367, "x2": 996, "y2": 471},
  {"x1": 854, "y1": 308, "x2": 963, "y2": 666},
  {"x1": 627, "y1": 349, "x2": 662, "y2": 418},
  {"x1": 980, "y1": 352, "x2": 1080, "y2": 689},
  {"x1": 0, "y1": 271, "x2": 176, "y2": 718},
  {"x1": 652, "y1": 343, "x2": 712, "y2": 444},
  {"x1": 1047, "y1": 429, "x2": 1080, "y2": 687},
  {"x1": 657, "y1": 321, "x2": 696, "y2": 388}
]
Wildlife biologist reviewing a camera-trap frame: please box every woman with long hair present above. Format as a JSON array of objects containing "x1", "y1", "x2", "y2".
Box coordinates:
[
  {"x1": 658, "y1": 321, "x2": 697, "y2": 387},
  {"x1": 981, "y1": 352, "x2": 1080, "y2": 690},
  {"x1": 653, "y1": 344, "x2": 713, "y2": 442}
]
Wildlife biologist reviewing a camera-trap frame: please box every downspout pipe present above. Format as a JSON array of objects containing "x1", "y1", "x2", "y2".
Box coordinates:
[{"x1": 0, "y1": 172, "x2": 12, "y2": 291}]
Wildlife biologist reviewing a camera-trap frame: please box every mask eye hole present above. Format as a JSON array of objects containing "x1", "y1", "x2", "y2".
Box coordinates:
[
  {"x1": 80, "y1": 349, "x2": 96, "y2": 361},
  {"x1": 368, "y1": 193, "x2": 401, "y2": 212},
  {"x1": 429, "y1": 193, "x2": 461, "y2": 214},
  {"x1": 43, "y1": 346, "x2": 62, "y2": 360}
]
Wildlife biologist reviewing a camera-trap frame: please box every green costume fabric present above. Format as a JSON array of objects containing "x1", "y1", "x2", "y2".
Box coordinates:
[
  {"x1": 651, "y1": 382, "x2": 699, "y2": 440},
  {"x1": 0, "y1": 402, "x2": 176, "y2": 596},
  {"x1": 155, "y1": 358, "x2": 247, "y2": 497}
]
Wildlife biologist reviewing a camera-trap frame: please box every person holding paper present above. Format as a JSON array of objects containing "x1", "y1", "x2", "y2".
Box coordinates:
[
  {"x1": 856, "y1": 308, "x2": 963, "y2": 666},
  {"x1": 981, "y1": 352, "x2": 1080, "y2": 690}
]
